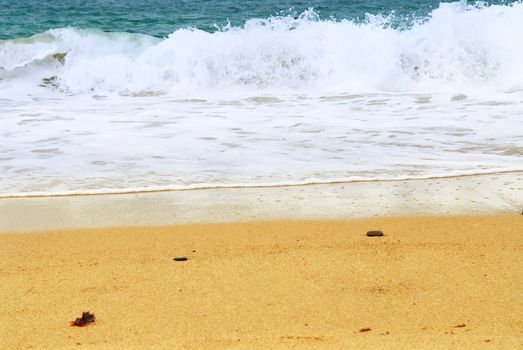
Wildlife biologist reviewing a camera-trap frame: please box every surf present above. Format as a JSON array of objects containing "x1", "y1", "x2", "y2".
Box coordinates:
[{"x1": 1, "y1": 2, "x2": 523, "y2": 97}]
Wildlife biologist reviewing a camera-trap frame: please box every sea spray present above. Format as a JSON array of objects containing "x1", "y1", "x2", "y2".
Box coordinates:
[{"x1": 1, "y1": 2, "x2": 523, "y2": 96}]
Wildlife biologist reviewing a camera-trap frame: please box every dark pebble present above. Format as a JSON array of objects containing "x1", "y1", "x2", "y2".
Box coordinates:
[
  {"x1": 173, "y1": 256, "x2": 188, "y2": 261},
  {"x1": 366, "y1": 230, "x2": 384, "y2": 237}
]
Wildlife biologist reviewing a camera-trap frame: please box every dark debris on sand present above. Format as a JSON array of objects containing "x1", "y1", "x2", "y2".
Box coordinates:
[
  {"x1": 366, "y1": 230, "x2": 384, "y2": 237},
  {"x1": 71, "y1": 312, "x2": 96, "y2": 327}
]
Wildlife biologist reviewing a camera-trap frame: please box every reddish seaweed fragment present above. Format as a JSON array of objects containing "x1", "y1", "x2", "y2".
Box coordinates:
[
  {"x1": 71, "y1": 312, "x2": 96, "y2": 327},
  {"x1": 359, "y1": 327, "x2": 372, "y2": 332}
]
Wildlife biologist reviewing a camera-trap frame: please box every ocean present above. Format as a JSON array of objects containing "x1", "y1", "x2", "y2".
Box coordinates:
[{"x1": 0, "y1": 0, "x2": 522, "y2": 196}]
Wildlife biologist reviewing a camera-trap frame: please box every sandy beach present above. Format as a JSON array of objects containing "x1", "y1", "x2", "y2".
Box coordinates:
[
  {"x1": 1, "y1": 214, "x2": 522, "y2": 349},
  {"x1": 3, "y1": 1, "x2": 523, "y2": 348}
]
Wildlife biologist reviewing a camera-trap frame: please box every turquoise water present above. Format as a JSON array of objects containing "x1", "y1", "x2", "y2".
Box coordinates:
[{"x1": 0, "y1": 0, "x2": 514, "y2": 39}]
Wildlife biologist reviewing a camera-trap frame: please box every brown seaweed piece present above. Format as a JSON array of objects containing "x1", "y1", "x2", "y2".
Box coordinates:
[
  {"x1": 71, "y1": 312, "x2": 96, "y2": 327},
  {"x1": 52, "y1": 52, "x2": 67, "y2": 64}
]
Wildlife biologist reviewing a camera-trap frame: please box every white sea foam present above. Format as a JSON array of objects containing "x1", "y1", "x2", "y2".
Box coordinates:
[
  {"x1": 0, "y1": 2, "x2": 522, "y2": 196},
  {"x1": 1, "y1": 2, "x2": 523, "y2": 94}
]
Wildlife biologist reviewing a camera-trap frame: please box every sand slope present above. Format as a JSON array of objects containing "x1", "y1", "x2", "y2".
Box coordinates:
[{"x1": 1, "y1": 215, "x2": 522, "y2": 349}]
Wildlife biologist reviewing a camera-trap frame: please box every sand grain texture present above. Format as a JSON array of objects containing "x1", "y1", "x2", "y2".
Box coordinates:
[{"x1": 1, "y1": 215, "x2": 522, "y2": 349}]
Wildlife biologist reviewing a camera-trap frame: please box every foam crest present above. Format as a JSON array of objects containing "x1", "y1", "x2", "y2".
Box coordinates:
[{"x1": 1, "y1": 1, "x2": 523, "y2": 96}]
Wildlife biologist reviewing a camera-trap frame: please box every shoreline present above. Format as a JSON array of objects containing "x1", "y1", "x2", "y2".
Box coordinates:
[
  {"x1": 1, "y1": 215, "x2": 522, "y2": 349},
  {"x1": 1, "y1": 171, "x2": 522, "y2": 233},
  {"x1": 1, "y1": 169, "x2": 522, "y2": 200}
]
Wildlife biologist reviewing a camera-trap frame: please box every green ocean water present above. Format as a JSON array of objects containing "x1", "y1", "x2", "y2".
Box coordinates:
[{"x1": 0, "y1": 0, "x2": 514, "y2": 39}]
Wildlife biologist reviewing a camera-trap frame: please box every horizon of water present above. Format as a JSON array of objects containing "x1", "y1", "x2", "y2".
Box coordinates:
[{"x1": 1, "y1": 1, "x2": 522, "y2": 197}]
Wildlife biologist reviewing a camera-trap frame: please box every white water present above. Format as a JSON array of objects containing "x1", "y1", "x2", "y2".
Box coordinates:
[{"x1": 1, "y1": 2, "x2": 522, "y2": 196}]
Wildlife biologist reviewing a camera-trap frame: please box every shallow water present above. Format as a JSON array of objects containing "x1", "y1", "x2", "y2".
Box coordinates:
[{"x1": 1, "y1": 1, "x2": 522, "y2": 196}]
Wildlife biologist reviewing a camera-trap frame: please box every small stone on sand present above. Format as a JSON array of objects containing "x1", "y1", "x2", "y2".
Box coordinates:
[{"x1": 366, "y1": 230, "x2": 384, "y2": 237}]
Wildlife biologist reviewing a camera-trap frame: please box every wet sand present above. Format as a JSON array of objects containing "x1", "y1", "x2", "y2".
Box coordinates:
[
  {"x1": 1, "y1": 215, "x2": 522, "y2": 349},
  {"x1": 1, "y1": 171, "x2": 522, "y2": 233}
]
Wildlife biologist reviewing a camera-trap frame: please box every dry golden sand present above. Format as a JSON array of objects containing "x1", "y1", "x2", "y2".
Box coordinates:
[{"x1": 1, "y1": 215, "x2": 522, "y2": 349}]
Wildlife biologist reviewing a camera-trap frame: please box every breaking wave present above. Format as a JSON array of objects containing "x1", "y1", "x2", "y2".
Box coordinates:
[{"x1": 1, "y1": 1, "x2": 523, "y2": 96}]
